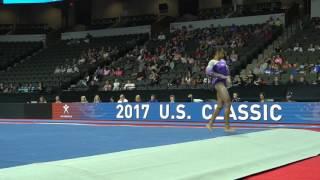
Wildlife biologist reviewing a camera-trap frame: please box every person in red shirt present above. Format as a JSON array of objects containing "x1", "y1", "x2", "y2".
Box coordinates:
[{"x1": 114, "y1": 67, "x2": 123, "y2": 77}]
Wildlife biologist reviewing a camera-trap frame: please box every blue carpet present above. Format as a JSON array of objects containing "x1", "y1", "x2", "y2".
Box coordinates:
[{"x1": 0, "y1": 124, "x2": 262, "y2": 169}]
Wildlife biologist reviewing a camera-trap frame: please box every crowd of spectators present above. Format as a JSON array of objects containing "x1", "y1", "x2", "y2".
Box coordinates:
[
  {"x1": 69, "y1": 46, "x2": 120, "y2": 89},
  {"x1": 241, "y1": 19, "x2": 320, "y2": 87},
  {"x1": 0, "y1": 82, "x2": 44, "y2": 93},
  {"x1": 77, "y1": 21, "x2": 276, "y2": 91}
]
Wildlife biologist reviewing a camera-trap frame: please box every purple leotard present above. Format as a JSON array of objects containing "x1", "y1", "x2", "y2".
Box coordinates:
[{"x1": 205, "y1": 59, "x2": 229, "y2": 86}]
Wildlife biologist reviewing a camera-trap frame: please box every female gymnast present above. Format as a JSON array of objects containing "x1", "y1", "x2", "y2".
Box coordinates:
[{"x1": 205, "y1": 50, "x2": 234, "y2": 132}]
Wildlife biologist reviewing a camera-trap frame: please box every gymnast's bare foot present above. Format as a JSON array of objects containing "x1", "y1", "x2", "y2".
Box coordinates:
[
  {"x1": 224, "y1": 127, "x2": 235, "y2": 132},
  {"x1": 206, "y1": 123, "x2": 213, "y2": 131}
]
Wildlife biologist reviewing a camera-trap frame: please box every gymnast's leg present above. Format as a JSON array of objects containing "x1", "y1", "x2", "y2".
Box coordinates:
[
  {"x1": 215, "y1": 83, "x2": 234, "y2": 132},
  {"x1": 206, "y1": 89, "x2": 224, "y2": 131}
]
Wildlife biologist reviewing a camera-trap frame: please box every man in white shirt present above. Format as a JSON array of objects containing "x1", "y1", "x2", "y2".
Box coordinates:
[
  {"x1": 123, "y1": 80, "x2": 136, "y2": 90},
  {"x1": 54, "y1": 66, "x2": 60, "y2": 74},
  {"x1": 293, "y1": 43, "x2": 303, "y2": 52},
  {"x1": 118, "y1": 94, "x2": 128, "y2": 103},
  {"x1": 113, "y1": 79, "x2": 120, "y2": 91},
  {"x1": 73, "y1": 65, "x2": 79, "y2": 73},
  {"x1": 308, "y1": 44, "x2": 316, "y2": 52},
  {"x1": 66, "y1": 66, "x2": 74, "y2": 73},
  {"x1": 78, "y1": 56, "x2": 86, "y2": 64},
  {"x1": 158, "y1": 32, "x2": 166, "y2": 40}
]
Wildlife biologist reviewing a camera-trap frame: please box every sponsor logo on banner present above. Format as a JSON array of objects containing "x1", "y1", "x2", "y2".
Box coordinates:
[{"x1": 60, "y1": 104, "x2": 72, "y2": 118}]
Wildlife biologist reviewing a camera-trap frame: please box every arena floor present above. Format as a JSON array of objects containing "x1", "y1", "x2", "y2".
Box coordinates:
[{"x1": 0, "y1": 122, "x2": 319, "y2": 180}]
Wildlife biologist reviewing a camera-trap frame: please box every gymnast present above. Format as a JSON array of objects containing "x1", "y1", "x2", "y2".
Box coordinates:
[{"x1": 205, "y1": 49, "x2": 234, "y2": 132}]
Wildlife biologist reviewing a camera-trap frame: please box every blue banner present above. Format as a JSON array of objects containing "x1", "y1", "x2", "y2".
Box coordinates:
[{"x1": 52, "y1": 103, "x2": 320, "y2": 124}]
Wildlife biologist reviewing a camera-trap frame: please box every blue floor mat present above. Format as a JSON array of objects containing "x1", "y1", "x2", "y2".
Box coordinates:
[{"x1": 0, "y1": 124, "x2": 263, "y2": 169}]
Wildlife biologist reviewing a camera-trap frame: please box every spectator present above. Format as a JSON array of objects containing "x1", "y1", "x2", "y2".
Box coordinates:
[
  {"x1": 123, "y1": 80, "x2": 136, "y2": 90},
  {"x1": 78, "y1": 55, "x2": 86, "y2": 64},
  {"x1": 169, "y1": 95, "x2": 175, "y2": 103},
  {"x1": 158, "y1": 32, "x2": 166, "y2": 40},
  {"x1": 54, "y1": 66, "x2": 61, "y2": 74},
  {"x1": 38, "y1": 96, "x2": 47, "y2": 103},
  {"x1": 259, "y1": 92, "x2": 265, "y2": 103},
  {"x1": 80, "y1": 96, "x2": 88, "y2": 103},
  {"x1": 274, "y1": 46, "x2": 282, "y2": 53},
  {"x1": 60, "y1": 65, "x2": 66, "y2": 73},
  {"x1": 272, "y1": 76, "x2": 281, "y2": 86},
  {"x1": 73, "y1": 65, "x2": 79, "y2": 73},
  {"x1": 298, "y1": 76, "x2": 308, "y2": 85},
  {"x1": 109, "y1": 96, "x2": 115, "y2": 103},
  {"x1": 308, "y1": 44, "x2": 316, "y2": 52},
  {"x1": 184, "y1": 73, "x2": 192, "y2": 85},
  {"x1": 260, "y1": 61, "x2": 269, "y2": 73},
  {"x1": 244, "y1": 76, "x2": 254, "y2": 86},
  {"x1": 137, "y1": 70, "x2": 146, "y2": 80},
  {"x1": 273, "y1": 55, "x2": 283, "y2": 65},
  {"x1": 169, "y1": 61, "x2": 175, "y2": 70},
  {"x1": 287, "y1": 74, "x2": 297, "y2": 86},
  {"x1": 149, "y1": 70, "x2": 159, "y2": 85},
  {"x1": 253, "y1": 64, "x2": 262, "y2": 75},
  {"x1": 93, "y1": 74, "x2": 99, "y2": 82},
  {"x1": 293, "y1": 43, "x2": 303, "y2": 52},
  {"x1": 118, "y1": 94, "x2": 128, "y2": 103},
  {"x1": 85, "y1": 74, "x2": 90, "y2": 82},
  {"x1": 114, "y1": 67, "x2": 124, "y2": 77},
  {"x1": 66, "y1": 65, "x2": 73, "y2": 73},
  {"x1": 103, "y1": 81, "x2": 112, "y2": 91},
  {"x1": 135, "y1": 95, "x2": 142, "y2": 102},
  {"x1": 232, "y1": 75, "x2": 242, "y2": 86},
  {"x1": 78, "y1": 79, "x2": 88, "y2": 87},
  {"x1": 89, "y1": 80, "x2": 98, "y2": 90},
  {"x1": 254, "y1": 77, "x2": 266, "y2": 86},
  {"x1": 316, "y1": 76, "x2": 320, "y2": 85},
  {"x1": 192, "y1": 61, "x2": 201, "y2": 74},
  {"x1": 93, "y1": 95, "x2": 101, "y2": 103},
  {"x1": 247, "y1": 70, "x2": 256, "y2": 80},
  {"x1": 113, "y1": 79, "x2": 121, "y2": 91},
  {"x1": 54, "y1": 96, "x2": 62, "y2": 103},
  {"x1": 230, "y1": 50, "x2": 238, "y2": 62},
  {"x1": 187, "y1": 94, "x2": 193, "y2": 102},
  {"x1": 149, "y1": 94, "x2": 158, "y2": 102},
  {"x1": 37, "y1": 82, "x2": 43, "y2": 92},
  {"x1": 286, "y1": 91, "x2": 294, "y2": 102},
  {"x1": 232, "y1": 92, "x2": 241, "y2": 102},
  {"x1": 0, "y1": 83, "x2": 4, "y2": 92},
  {"x1": 275, "y1": 18, "x2": 282, "y2": 26},
  {"x1": 103, "y1": 66, "x2": 112, "y2": 76}
]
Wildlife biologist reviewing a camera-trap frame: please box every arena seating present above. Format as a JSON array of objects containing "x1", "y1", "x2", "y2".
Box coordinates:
[
  {"x1": 82, "y1": 23, "x2": 282, "y2": 91},
  {"x1": 242, "y1": 19, "x2": 320, "y2": 86},
  {"x1": 0, "y1": 41, "x2": 42, "y2": 70},
  {"x1": 0, "y1": 34, "x2": 148, "y2": 93}
]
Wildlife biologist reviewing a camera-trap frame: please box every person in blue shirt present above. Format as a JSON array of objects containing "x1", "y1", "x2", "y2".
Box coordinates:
[{"x1": 149, "y1": 94, "x2": 158, "y2": 102}]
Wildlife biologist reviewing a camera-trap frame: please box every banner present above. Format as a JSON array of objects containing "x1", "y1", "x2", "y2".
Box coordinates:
[{"x1": 52, "y1": 103, "x2": 320, "y2": 124}]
